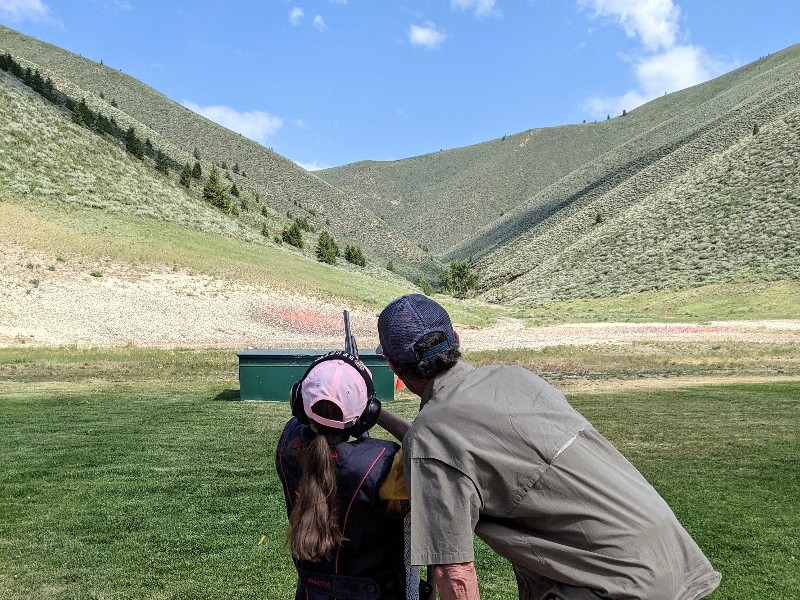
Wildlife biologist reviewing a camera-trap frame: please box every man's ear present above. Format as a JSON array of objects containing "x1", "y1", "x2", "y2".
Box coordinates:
[{"x1": 453, "y1": 329, "x2": 460, "y2": 344}]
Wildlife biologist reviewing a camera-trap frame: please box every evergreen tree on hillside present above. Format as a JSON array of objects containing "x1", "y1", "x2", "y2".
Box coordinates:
[
  {"x1": 282, "y1": 222, "x2": 304, "y2": 248},
  {"x1": 203, "y1": 166, "x2": 230, "y2": 211},
  {"x1": 71, "y1": 103, "x2": 85, "y2": 126},
  {"x1": 155, "y1": 150, "x2": 169, "y2": 175},
  {"x1": 94, "y1": 113, "x2": 113, "y2": 136},
  {"x1": 344, "y1": 244, "x2": 366, "y2": 267},
  {"x1": 230, "y1": 183, "x2": 240, "y2": 197},
  {"x1": 316, "y1": 232, "x2": 340, "y2": 265},
  {"x1": 78, "y1": 98, "x2": 94, "y2": 129},
  {"x1": 442, "y1": 261, "x2": 478, "y2": 298},
  {"x1": 125, "y1": 127, "x2": 144, "y2": 159},
  {"x1": 192, "y1": 161, "x2": 202, "y2": 179},
  {"x1": 180, "y1": 163, "x2": 192, "y2": 188}
]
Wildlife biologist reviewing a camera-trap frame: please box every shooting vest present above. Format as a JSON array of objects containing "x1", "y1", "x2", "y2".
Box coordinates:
[{"x1": 276, "y1": 418, "x2": 407, "y2": 600}]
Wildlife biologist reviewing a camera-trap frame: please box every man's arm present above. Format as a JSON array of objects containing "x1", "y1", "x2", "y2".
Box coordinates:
[
  {"x1": 432, "y1": 563, "x2": 480, "y2": 600},
  {"x1": 376, "y1": 407, "x2": 411, "y2": 441}
]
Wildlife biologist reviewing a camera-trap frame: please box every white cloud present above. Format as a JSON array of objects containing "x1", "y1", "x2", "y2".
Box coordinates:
[
  {"x1": 0, "y1": 0, "x2": 53, "y2": 23},
  {"x1": 182, "y1": 101, "x2": 283, "y2": 144},
  {"x1": 108, "y1": 0, "x2": 131, "y2": 11},
  {"x1": 289, "y1": 7, "x2": 303, "y2": 26},
  {"x1": 313, "y1": 15, "x2": 328, "y2": 32},
  {"x1": 635, "y1": 44, "x2": 719, "y2": 96},
  {"x1": 580, "y1": 0, "x2": 681, "y2": 52},
  {"x1": 295, "y1": 160, "x2": 329, "y2": 171},
  {"x1": 409, "y1": 22, "x2": 446, "y2": 50},
  {"x1": 328, "y1": 0, "x2": 347, "y2": 4},
  {"x1": 580, "y1": 0, "x2": 731, "y2": 120},
  {"x1": 451, "y1": 0, "x2": 500, "y2": 20}
]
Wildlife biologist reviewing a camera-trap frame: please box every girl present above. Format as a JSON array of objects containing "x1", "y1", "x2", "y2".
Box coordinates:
[{"x1": 275, "y1": 352, "x2": 409, "y2": 600}]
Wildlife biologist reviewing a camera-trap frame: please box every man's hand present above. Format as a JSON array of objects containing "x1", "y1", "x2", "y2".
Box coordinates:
[{"x1": 432, "y1": 562, "x2": 480, "y2": 600}]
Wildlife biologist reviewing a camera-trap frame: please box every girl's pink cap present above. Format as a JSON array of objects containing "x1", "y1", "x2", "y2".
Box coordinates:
[{"x1": 301, "y1": 359, "x2": 369, "y2": 429}]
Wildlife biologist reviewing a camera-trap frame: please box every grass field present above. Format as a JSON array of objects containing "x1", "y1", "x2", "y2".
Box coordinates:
[{"x1": 1, "y1": 348, "x2": 798, "y2": 599}]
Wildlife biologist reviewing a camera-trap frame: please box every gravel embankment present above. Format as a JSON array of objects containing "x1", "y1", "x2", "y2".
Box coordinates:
[{"x1": 2, "y1": 245, "x2": 799, "y2": 350}]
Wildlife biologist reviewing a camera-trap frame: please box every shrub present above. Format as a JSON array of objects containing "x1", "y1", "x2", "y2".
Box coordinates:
[
  {"x1": 316, "y1": 231, "x2": 340, "y2": 265},
  {"x1": 282, "y1": 222, "x2": 304, "y2": 248},
  {"x1": 125, "y1": 127, "x2": 144, "y2": 159},
  {"x1": 179, "y1": 163, "x2": 192, "y2": 188},
  {"x1": 442, "y1": 261, "x2": 478, "y2": 298},
  {"x1": 295, "y1": 216, "x2": 315, "y2": 232},
  {"x1": 344, "y1": 244, "x2": 366, "y2": 267},
  {"x1": 155, "y1": 150, "x2": 169, "y2": 175},
  {"x1": 414, "y1": 278, "x2": 433, "y2": 295},
  {"x1": 203, "y1": 166, "x2": 230, "y2": 211}
]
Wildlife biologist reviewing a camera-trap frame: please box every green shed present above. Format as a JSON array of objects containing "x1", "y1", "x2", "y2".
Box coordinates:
[{"x1": 237, "y1": 349, "x2": 395, "y2": 402}]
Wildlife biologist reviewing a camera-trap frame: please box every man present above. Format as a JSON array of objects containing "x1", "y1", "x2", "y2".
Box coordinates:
[{"x1": 375, "y1": 294, "x2": 721, "y2": 600}]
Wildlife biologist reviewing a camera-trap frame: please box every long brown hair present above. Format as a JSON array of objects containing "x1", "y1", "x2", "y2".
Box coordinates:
[{"x1": 288, "y1": 401, "x2": 347, "y2": 561}]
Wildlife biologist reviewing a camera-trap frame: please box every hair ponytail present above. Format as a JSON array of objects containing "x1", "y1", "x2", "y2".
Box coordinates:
[{"x1": 288, "y1": 403, "x2": 347, "y2": 561}]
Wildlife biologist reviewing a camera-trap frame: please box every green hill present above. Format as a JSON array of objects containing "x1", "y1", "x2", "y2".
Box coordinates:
[
  {"x1": 319, "y1": 45, "x2": 800, "y2": 306},
  {"x1": 0, "y1": 25, "x2": 439, "y2": 285},
  {"x1": 2, "y1": 24, "x2": 798, "y2": 313}
]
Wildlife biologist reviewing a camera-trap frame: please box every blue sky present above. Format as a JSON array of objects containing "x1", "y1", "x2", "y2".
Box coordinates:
[{"x1": 2, "y1": 1, "x2": 798, "y2": 170}]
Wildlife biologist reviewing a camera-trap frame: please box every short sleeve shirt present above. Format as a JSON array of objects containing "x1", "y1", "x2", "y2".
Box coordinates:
[{"x1": 403, "y1": 361, "x2": 721, "y2": 599}]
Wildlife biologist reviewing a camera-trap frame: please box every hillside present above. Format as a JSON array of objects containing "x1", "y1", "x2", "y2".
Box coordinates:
[
  {"x1": 319, "y1": 45, "x2": 800, "y2": 305},
  {"x1": 0, "y1": 25, "x2": 439, "y2": 282},
  {"x1": 1, "y1": 24, "x2": 798, "y2": 317}
]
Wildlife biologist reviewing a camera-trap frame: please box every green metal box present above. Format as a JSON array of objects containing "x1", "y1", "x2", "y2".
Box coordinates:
[{"x1": 237, "y1": 349, "x2": 395, "y2": 402}]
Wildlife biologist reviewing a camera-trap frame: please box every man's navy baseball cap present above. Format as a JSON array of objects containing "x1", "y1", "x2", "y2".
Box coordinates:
[{"x1": 376, "y1": 294, "x2": 456, "y2": 364}]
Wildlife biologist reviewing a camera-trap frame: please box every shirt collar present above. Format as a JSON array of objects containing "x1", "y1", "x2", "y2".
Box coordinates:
[{"x1": 420, "y1": 360, "x2": 474, "y2": 409}]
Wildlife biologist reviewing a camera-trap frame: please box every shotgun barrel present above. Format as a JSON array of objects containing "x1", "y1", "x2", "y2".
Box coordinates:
[{"x1": 343, "y1": 309, "x2": 359, "y2": 359}]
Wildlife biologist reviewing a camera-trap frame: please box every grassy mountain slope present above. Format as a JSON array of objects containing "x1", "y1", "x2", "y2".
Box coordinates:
[
  {"x1": 0, "y1": 70, "x2": 425, "y2": 311},
  {"x1": 0, "y1": 26, "x2": 438, "y2": 281},
  {"x1": 320, "y1": 45, "x2": 799, "y2": 305},
  {"x1": 484, "y1": 106, "x2": 800, "y2": 304}
]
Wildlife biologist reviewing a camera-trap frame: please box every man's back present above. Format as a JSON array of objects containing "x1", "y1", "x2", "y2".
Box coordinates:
[{"x1": 405, "y1": 361, "x2": 721, "y2": 599}]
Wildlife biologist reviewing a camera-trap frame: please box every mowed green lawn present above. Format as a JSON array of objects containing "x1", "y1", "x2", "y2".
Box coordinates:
[{"x1": 1, "y1": 350, "x2": 798, "y2": 599}]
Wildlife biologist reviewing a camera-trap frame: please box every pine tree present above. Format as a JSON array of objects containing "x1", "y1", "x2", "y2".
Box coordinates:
[
  {"x1": 71, "y1": 103, "x2": 85, "y2": 125},
  {"x1": 442, "y1": 261, "x2": 478, "y2": 298},
  {"x1": 203, "y1": 166, "x2": 230, "y2": 211},
  {"x1": 316, "y1": 232, "x2": 340, "y2": 265},
  {"x1": 79, "y1": 98, "x2": 94, "y2": 129},
  {"x1": 155, "y1": 150, "x2": 169, "y2": 175},
  {"x1": 125, "y1": 127, "x2": 144, "y2": 159},
  {"x1": 230, "y1": 183, "x2": 240, "y2": 197},
  {"x1": 95, "y1": 113, "x2": 113, "y2": 136},
  {"x1": 344, "y1": 244, "x2": 366, "y2": 267},
  {"x1": 282, "y1": 222, "x2": 304, "y2": 248},
  {"x1": 179, "y1": 163, "x2": 192, "y2": 188},
  {"x1": 192, "y1": 161, "x2": 202, "y2": 179}
]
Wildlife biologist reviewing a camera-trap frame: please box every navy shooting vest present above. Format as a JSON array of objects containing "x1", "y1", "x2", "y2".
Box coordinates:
[{"x1": 275, "y1": 418, "x2": 406, "y2": 600}]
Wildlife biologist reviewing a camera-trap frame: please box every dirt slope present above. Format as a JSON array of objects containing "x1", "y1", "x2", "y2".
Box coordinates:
[{"x1": 3, "y1": 244, "x2": 799, "y2": 351}]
